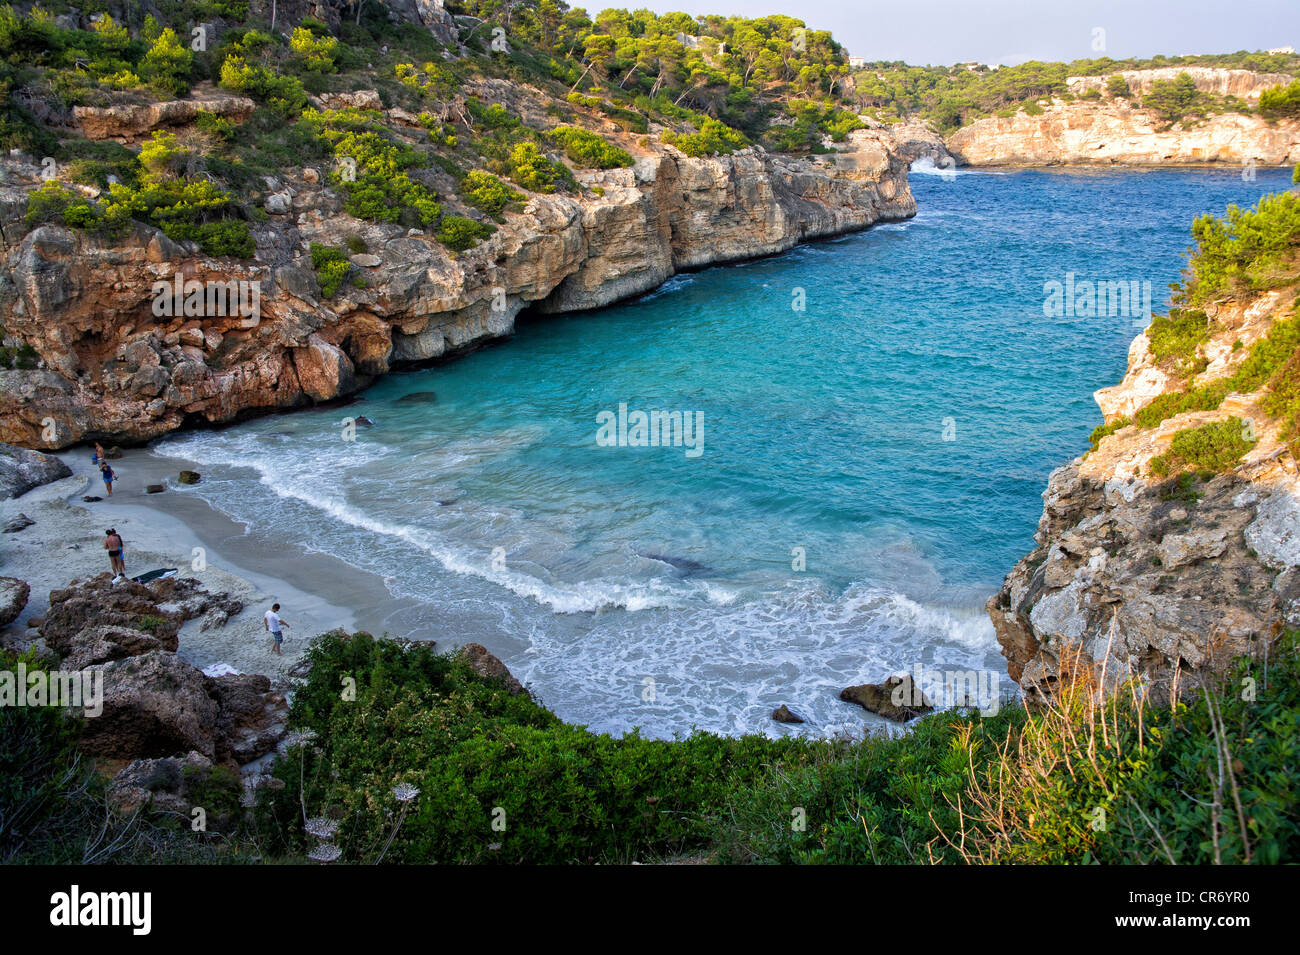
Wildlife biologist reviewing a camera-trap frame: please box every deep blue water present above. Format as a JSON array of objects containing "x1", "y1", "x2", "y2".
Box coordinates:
[{"x1": 157, "y1": 163, "x2": 1292, "y2": 737}]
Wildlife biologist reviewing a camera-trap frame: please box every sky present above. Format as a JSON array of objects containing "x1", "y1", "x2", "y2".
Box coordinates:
[{"x1": 629, "y1": 0, "x2": 1300, "y2": 66}]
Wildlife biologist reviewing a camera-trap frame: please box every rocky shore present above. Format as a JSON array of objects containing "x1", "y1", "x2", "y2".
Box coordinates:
[
  {"x1": 0, "y1": 87, "x2": 915, "y2": 449},
  {"x1": 988, "y1": 287, "x2": 1300, "y2": 705}
]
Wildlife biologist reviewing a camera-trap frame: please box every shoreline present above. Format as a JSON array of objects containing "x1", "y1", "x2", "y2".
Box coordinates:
[{"x1": 0, "y1": 449, "x2": 399, "y2": 679}]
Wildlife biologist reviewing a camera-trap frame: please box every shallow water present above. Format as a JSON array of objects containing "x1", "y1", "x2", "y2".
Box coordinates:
[{"x1": 156, "y1": 164, "x2": 1292, "y2": 737}]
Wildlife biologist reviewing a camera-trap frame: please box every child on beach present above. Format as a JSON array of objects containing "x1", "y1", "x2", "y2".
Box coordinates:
[
  {"x1": 264, "y1": 603, "x2": 290, "y2": 655},
  {"x1": 99, "y1": 461, "x2": 116, "y2": 496}
]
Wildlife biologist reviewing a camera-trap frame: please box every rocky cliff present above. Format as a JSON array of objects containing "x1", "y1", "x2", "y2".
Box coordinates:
[
  {"x1": 989, "y1": 287, "x2": 1300, "y2": 706},
  {"x1": 949, "y1": 101, "x2": 1300, "y2": 167},
  {"x1": 0, "y1": 101, "x2": 913, "y2": 449}
]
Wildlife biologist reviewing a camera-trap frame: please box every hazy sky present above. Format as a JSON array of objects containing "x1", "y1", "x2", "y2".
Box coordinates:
[{"x1": 631, "y1": 0, "x2": 1299, "y2": 66}]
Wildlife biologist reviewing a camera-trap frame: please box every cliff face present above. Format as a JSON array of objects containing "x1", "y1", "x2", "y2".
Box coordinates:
[
  {"x1": 1067, "y1": 67, "x2": 1293, "y2": 101},
  {"x1": 989, "y1": 288, "x2": 1300, "y2": 706},
  {"x1": 948, "y1": 101, "x2": 1300, "y2": 166},
  {"x1": 0, "y1": 124, "x2": 912, "y2": 448}
]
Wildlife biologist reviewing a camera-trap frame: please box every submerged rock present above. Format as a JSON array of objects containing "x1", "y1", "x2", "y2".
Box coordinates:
[
  {"x1": 178, "y1": 470, "x2": 201, "y2": 485},
  {"x1": 771, "y1": 704, "x2": 804, "y2": 724}
]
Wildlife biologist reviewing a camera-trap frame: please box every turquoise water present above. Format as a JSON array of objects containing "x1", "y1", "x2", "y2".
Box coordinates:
[{"x1": 157, "y1": 164, "x2": 1292, "y2": 737}]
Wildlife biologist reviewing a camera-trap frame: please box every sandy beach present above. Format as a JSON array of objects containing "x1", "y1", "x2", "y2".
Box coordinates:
[{"x1": 0, "y1": 445, "x2": 406, "y2": 677}]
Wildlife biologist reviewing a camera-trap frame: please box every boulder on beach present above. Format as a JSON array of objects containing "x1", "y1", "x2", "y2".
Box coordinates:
[
  {"x1": 3, "y1": 513, "x2": 34, "y2": 533},
  {"x1": 459, "y1": 642, "x2": 527, "y2": 696},
  {"x1": 771, "y1": 704, "x2": 805, "y2": 724},
  {"x1": 60, "y1": 624, "x2": 167, "y2": 670},
  {"x1": 0, "y1": 577, "x2": 30, "y2": 626},
  {"x1": 146, "y1": 483, "x2": 165, "y2": 493},
  {"x1": 178, "y1": 470, "x2": 201, "y2": 485},
  {"x1": 0, "y1": 442, "x2": 72, "y2": 499},
  {"x1": 840, "y1": 674, "x2": 934, "y2": 722}
]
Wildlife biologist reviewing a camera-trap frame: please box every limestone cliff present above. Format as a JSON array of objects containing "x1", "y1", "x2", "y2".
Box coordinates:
[
  {"x1": 949, "y1": 101, "x2": 1300, "y2": 167},
  {"x1": 948, "y1": 67, "x2": 1300, "y2": 167},
  {"x1": 0, "y1": 117, "x2": 913, "y2": 449},
  {"x1": 989, "y1": 287, "x2": 1300, "y2": 705}
]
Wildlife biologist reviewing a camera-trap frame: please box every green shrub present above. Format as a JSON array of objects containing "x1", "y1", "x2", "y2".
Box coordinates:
[
  {"x1": 663, "y1": 117, "x2": 749, "y2": 157},
  {"x1": 310, "y1": 243, "x2": 351, "y2": 298},
  {"x1": 435, "y1": 214, "x2": 494, "y2": 251},
  {"x1": 1147, "y1": 307, "x2": 1211, "y2": 364},
  {"x1": 289, "y1": 25, "x2": 338, "y2": 75},
  {"x1": 1159, "y1": 417, "x2": 1257, "y2": 473},
  {"x1": 1259, "y1": 79, "x2": 1300, "y2": 120},
  {"x1": 460, "y1": 170, "x2": 521, "y2": 219},
  {"x1": 503, "y1": 141, "x2": 572, "y2": 193},
  {"x1": 548, "y1": 126, "x2": 633, "y2": 169},
  {"x1": 138, "y1": 28, "x2": 193, "y2": 97}
]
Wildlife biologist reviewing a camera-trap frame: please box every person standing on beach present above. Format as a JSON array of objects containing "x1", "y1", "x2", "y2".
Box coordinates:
[
  {"x1": 93, "y1": 443, "x2": 106, "y2": 465},
  {"x1": 264, "y1": 603, "x2": 290, "y2": 655},
  {"x1": 99, "y1": 461, "x2": 116, "y2": 496},
  {"x1": 104, "y1": 528, "x2": 126, "y2": 580}
]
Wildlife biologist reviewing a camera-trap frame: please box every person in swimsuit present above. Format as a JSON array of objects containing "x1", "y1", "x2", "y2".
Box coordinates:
[
  {"x1": 100, "y1": 462, "x2": 115, "y2": 496},
  {"x1": 104, "y1": 528, "x2": 126, "y2": 579},
  {"x1": 93, "y1": 442, "x2": 106, "y2": 465}
]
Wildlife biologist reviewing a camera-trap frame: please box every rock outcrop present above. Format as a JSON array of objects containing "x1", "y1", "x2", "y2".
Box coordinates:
[
  {"x1": 949, "y1": 102, "x2": 1300, "y2": 167},
  {"x1": 989, "y1": 286, "x2": 1300, "y2": 706},
  {"x1": 1067, "y1": 67, "x2": 1293, "y2": 102},
  {"x1": 38, "y1": 573, "x2": 285, "y2": 766},
  {"x1": 0, "y1": 442, "x2": 72, "y2": 499},
  {"x1": 458, "y1": 641, "x2": 527, "y2": 696},
  {"x1": 840, "y1": 674, "x2": 935, "y2": 722},
  {"x1": 0, "y1": 576, "x2": 29, "y2": 626},
  {"x1": 0, "y1": 90, "x2": 914, "y2": 448},
  {"x1": 73, "y1": 86, "x2": 256, "y2": 142}
]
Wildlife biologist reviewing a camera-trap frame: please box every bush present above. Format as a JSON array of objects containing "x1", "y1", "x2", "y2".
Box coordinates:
[
  {"x1": 1105, "y1": 74, "x2": 1131, "y2": 98},
  {"x1": 663, "y1": 117, "x2": 749, "y2": 157},
  {"x1": 460, "y1": 170, "x2": 521, "y2": 219},
  {"x1": 310, "y1": 243, "x2": 351, "y2": 298},
  {"x1": 1147, "y1": 307, "x2": 1211, "y2": 364},
  {"x1": 288, "y1": 26, "x2": 338, "y2": 75},
  {"x1": 435, "y1": 214, "x2": 494, "y2": 251},
  {"x1": 548, "y1": 126, "x2": 633, "y2": 169},
  {"x1": 1259, "y1": 79, "x2": 1300, "y2": 120},
  {"x1": 503, "y1": 141, "x2": 572, "y2": 193},
  {"x1": 1158, "y1": 417, "x2": 1257, "y2": 474},
  {"x1": 138, "y1": 28, "x2": 193, "y2": 97},
  {"x1": 219, "y1": 54, "x2": 307, "y2": 118}
]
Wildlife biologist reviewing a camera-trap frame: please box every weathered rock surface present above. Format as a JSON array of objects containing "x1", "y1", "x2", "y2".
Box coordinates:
[
  {"x1": 0, "y1": 101, "x2": 914, "y2": 448},
  {"x1": 1068, "y1": 67, "x2": 1293, "y2": 101},
  {"x1": 459, "y1": 642, "x2": 527, "y2": 696},
  {"x1": 206, "y1": 672, "x2": 290, "y2": 765},
  {"x1": 82, "y1": 650, "x2": 222, "y2": 760},
  {"x1": 2, "y1": 513, "x2": 34, "y2": 532},
  {"x1": 107, "y1": 751, "x2": 240, "y2": 828},
  {"x1": 40, "y1": 573, "x2": 284, "y2": 765},
  {"x1": 0, "y1": 442, "x2": 72, "y2": 498},
  {"x1": 0, "y1": 576, "x2": 30, "y2": 626},
  {"x1": 72, "y1": 85, "x2": 256, "y2": 142},
  {"x1": 990, "y1": 285, "x2": 1300, "y2": 705},
  {"x1": 949, "y1": 101, "x2": 1300, "y2": 166},
  {"x1": 840, "y1": 674, "x2": 934, "y2": 722}
]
